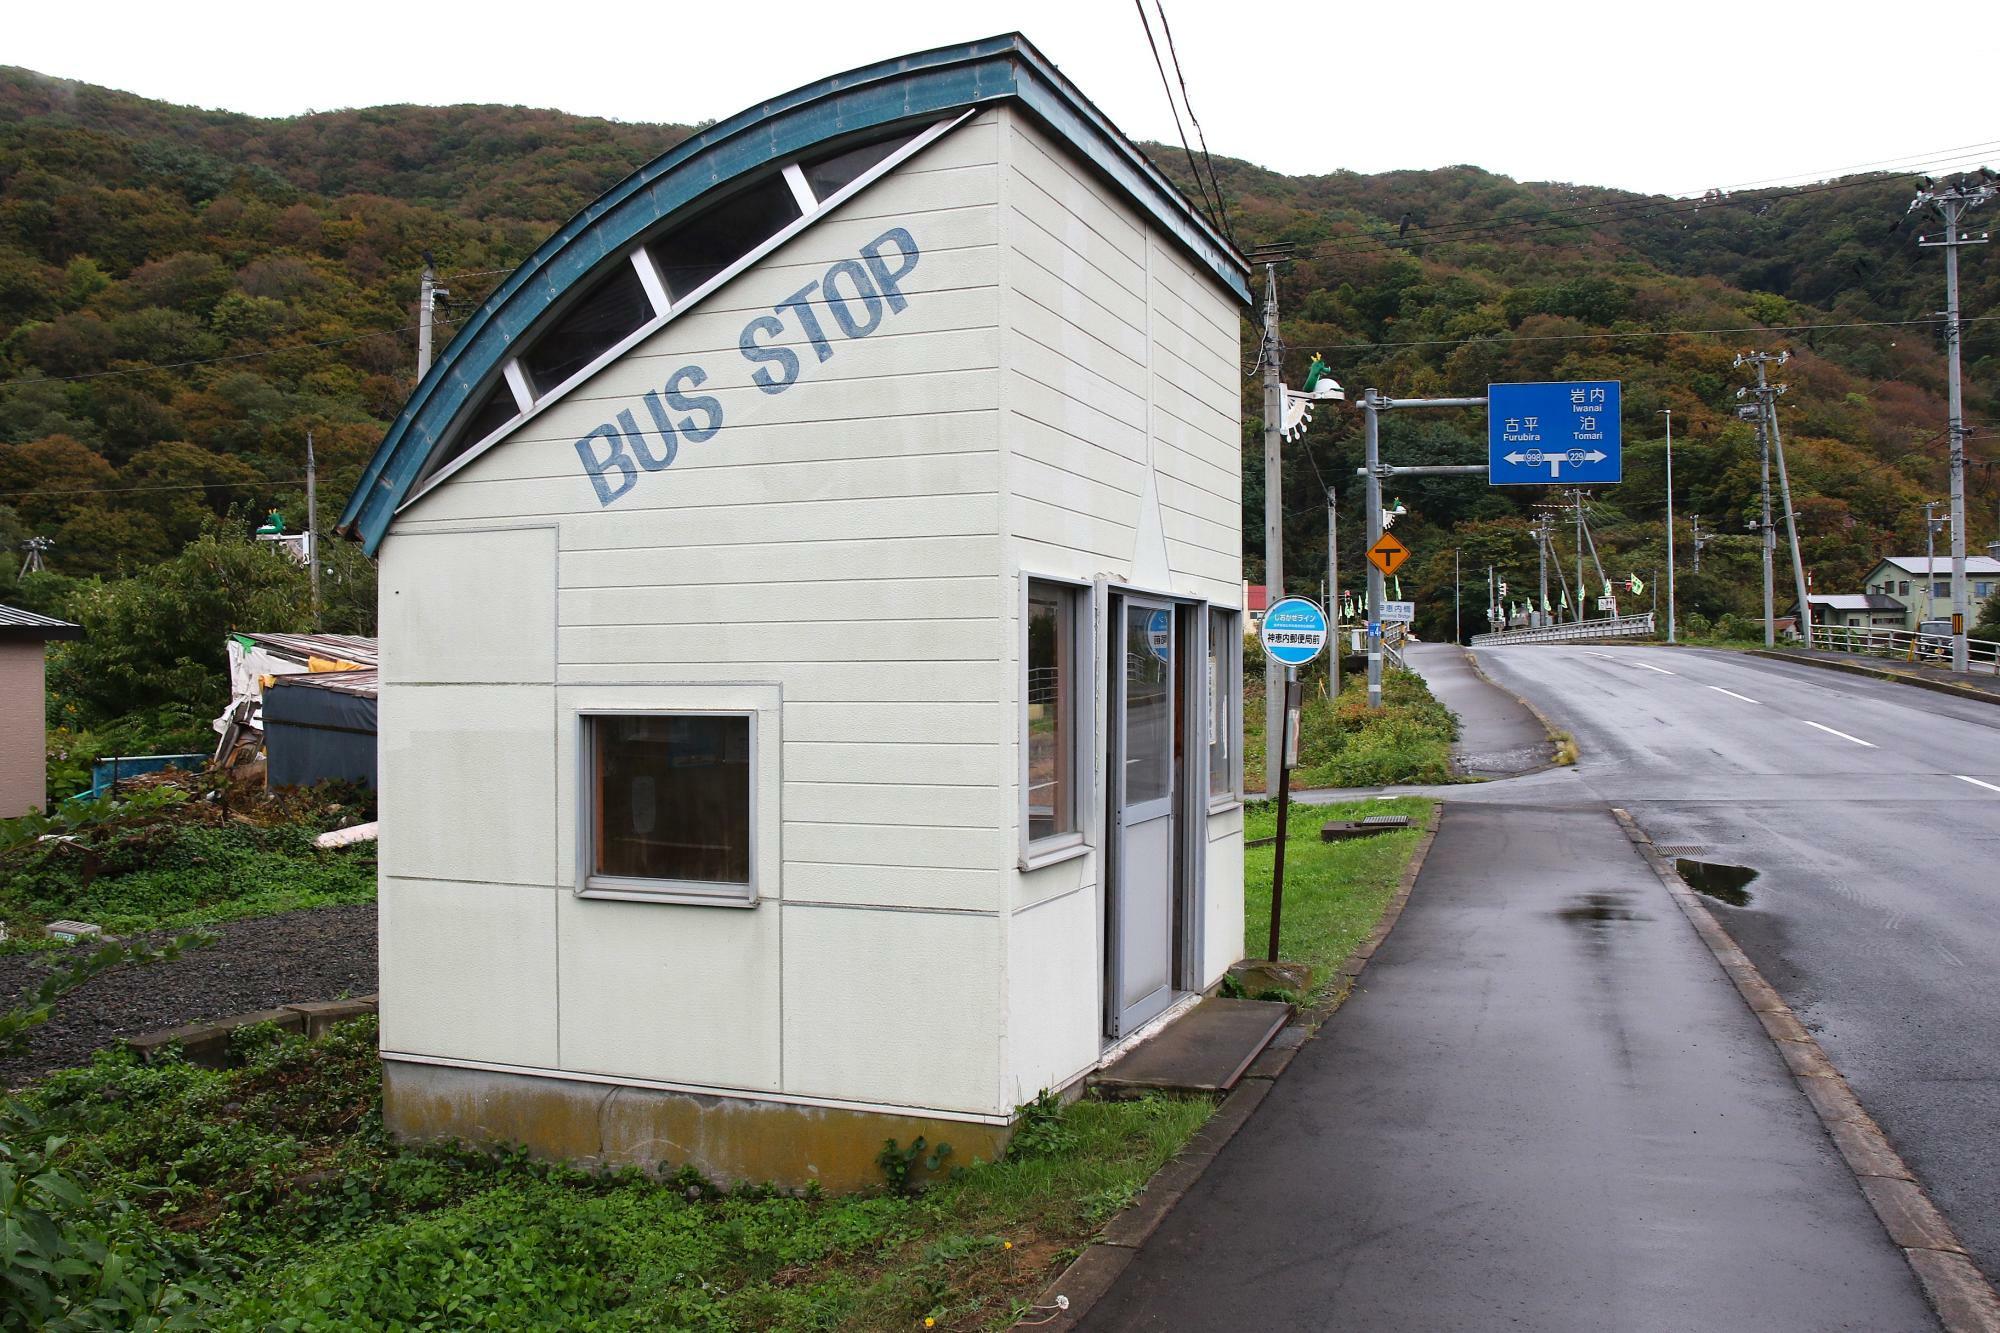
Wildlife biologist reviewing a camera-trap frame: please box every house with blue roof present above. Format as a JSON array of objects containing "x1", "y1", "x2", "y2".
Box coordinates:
[{"x1": 344, "y1": 34, "x2": 1252, "y2": 1186}]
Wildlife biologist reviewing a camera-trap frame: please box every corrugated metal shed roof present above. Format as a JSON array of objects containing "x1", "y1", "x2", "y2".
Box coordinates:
[
  {"x1": 1808, "y1": 594, "x2": 1906, "y2": 611},
  {"x1": 243, "y1": 633, "x2": 378, "y2": 666},
  {"x1": 0, "y1": 603, "x2": 84, "y2": 641},
  {"x1": 1878, "y1": 555, "x2": 2000, "y2": 575},
  {"x1": 267, "y1": 667, "x2": 379, "y2": 698}
]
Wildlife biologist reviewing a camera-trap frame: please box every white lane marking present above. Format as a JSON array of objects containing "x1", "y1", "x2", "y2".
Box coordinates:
[
  {"x1": 1707, "y1": 686, "x2": 1760, "y2": 704},
  {"x1": 1802, "y1": 720, "x2": 1877, "y2": 748},
  {"x1": 1586, "y1": 652, "x2": 1616, "y2": 660},
  {"x1": 1956, "y1": 775, "x2": 2000, "y2": 793},
  {"x1": 1635, "y1": 663, "x2": 1677, "y2": 675}
]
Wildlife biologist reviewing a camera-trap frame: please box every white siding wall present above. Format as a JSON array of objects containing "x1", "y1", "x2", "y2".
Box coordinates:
[
  {"x1": 376, "y1": 104, "x2": 1246, "y2": 1124},
  {"x1": 380, "y1": 112, "x2": 1013, "y2": 1118},
  {"x1": 994, "y1": 109, "x2": 1247, "y2": 1107}
]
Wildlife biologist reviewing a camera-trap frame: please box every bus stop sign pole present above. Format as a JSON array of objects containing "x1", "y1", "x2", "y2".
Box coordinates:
[{"x1": 1258, "y1": 597, "x2": 1328, "y2": 962}]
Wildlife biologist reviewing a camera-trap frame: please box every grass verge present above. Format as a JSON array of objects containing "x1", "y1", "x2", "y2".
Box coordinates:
[
  {"x1": 0, "y1": 780, "x2": 374, "y2": 952},
  {"x1": 1244, "y1": 664, "x2": 1456, "y2": 793},
  {"x1": 8, "y1": 1021, "x2": 1210, "y2": 1330},
  {"x1": 1241, "y1": 796, "x2": 1433, "y2": 999}
]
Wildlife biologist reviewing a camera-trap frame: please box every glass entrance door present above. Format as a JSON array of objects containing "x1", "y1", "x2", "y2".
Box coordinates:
[{"x1": 1107, "y1": 598, "x2": 1177, "y2": 1037}]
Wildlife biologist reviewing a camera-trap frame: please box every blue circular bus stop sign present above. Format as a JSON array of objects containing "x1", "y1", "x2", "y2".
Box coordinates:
[{"x1": 1260, "y1": 596, "x2": 1328, "y2": 667}]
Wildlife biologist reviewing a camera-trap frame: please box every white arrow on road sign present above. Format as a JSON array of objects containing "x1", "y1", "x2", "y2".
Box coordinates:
[{"x1": 1502, "y1": 448, "x2": 1609, "y2": 477}]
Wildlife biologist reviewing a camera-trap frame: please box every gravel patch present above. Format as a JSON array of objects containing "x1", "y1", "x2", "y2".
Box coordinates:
[{"x1": 0, "y1": 904, "x2": 376, "y2": 1087}]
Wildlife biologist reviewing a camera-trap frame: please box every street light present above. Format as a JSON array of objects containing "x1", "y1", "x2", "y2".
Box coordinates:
[{"x1": 1661, "y1": 408, "x2": 1676, "y2": 644}]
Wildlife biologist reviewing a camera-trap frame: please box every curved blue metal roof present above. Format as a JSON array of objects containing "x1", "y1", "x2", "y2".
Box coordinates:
[{"x1": 339, "y1": 33, "x2": 1249, "y2": 553}]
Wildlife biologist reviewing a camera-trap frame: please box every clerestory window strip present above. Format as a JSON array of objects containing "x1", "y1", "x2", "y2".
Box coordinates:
[{"x1": 403, "y1": 112, "x2": 968, "y2": 504}]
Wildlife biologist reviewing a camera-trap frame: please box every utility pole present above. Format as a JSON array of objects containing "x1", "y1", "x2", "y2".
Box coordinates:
[
  {"x1": 18, "y1": 535, "x2": 51, "y2": 579},
  {"x1": 417, "y1": 252, "x2": 447, "y2": 380},
  {"x1": 1913, "y1": 176, "x2": 1994, "y2": 670},
  {"x1": 1260, "y1": 263, "x2": 1284, "y2": 794},
  {"x1": 1662, "y1": 408, "x2": 1677, "y2": 643},
  {"x1": 1574, "y1": 490, "x2": 1585, "y2": 623},
  {"x1": 1362, "y1": 388, "x2": 1385, "y2": 709},
  {"x1": 1533, "y1": 515, "x2": 1549, "y2": 627},
  {"x1": 1737, "y1": 351, "x2": 1812, "y2": 645},
  {"x1": 1454, "y1": 548, "x2": 1461, "y2": 645},
  {"x1": 1326, "y1": 486, "x2": 1340, "y2": 696},
  {"x1": 1738, "y1": 403, "x2": 1776, "y2": 646},
  {"x1": 306, "y1": 431, "x2": 321, "y2": 628},
  {"x1": 1922, "y1": 500, "x2": 1946, "y2": 625}
]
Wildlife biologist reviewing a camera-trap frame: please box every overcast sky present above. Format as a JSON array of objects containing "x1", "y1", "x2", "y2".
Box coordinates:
[{"x1": 11, "y1": 0, "x2": 1998, "y2": 196}]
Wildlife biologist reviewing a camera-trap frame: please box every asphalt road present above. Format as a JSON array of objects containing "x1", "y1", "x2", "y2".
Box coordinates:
[
  {"x1": 1468, "y1": 644, "x2": 2000, "y2": 1284},
  {"x1": 1086, "y1": 800, "x2": 1932, "y2": 1331},
  {"x1": 1402, "y1": 641, "x2": 1550, "y2": 777}
]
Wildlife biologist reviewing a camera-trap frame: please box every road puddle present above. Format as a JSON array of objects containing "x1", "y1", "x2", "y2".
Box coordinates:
[
  {"x1": 1558, "y1": 892, "x2": 1649, "y2": 924},
  {"x1": 1675, "y1": 858, "x2": 1756, "y2": 907}
]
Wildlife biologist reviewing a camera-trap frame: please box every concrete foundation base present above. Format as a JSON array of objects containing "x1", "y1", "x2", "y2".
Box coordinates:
[{"x1": 382, "y1": 1059, "x2": 1012, "y2": 1192}]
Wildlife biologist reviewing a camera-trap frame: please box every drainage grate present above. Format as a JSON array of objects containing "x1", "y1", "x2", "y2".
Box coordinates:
[{"x1": 1654, "y1": 845, "x2": 1705, "y2": 856}]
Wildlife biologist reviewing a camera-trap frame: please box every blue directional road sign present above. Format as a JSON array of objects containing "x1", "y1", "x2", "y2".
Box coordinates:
[
  {"x1": 1488, "y1": 380, "x2": 1622, "y2": 485},
  {"x1": 1260, "y1": 597, "x2": 1328, "y2": 667}
]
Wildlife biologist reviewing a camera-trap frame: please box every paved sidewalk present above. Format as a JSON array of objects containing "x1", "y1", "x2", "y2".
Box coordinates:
[
  {"x1": 1752, "y1": 645, "x2": 2000, "y2": 702},
  {"x1": 1083, "y1": 803, "x2": 1935, "y2": 1331},
  {"x1": 1402, "y1": 642, "x2": 1550, "y2": 777}
]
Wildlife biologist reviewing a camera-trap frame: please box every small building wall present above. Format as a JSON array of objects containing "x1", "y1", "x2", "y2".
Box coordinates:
[
  {"x1": 992, "y1": 111, "x2": 1245, "y2": 1106},
  {"x1": 0, "y1": 641, "x2": 47, "y2": 817},
  {"x1": 378, "y1": 112, "x2": 1017, "y2": 1143},
  {"x1": 371, "y1": 96, "x2": 1247, "y2": 1183}
]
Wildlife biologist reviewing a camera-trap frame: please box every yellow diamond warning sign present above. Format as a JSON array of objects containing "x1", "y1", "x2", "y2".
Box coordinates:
[{"x1": 1366, "y1": 533, "x2": 1410, "y2": 576}]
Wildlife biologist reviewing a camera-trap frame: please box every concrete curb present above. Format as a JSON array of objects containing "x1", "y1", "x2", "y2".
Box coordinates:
[
  {"x1": 1745, "y1": 647, "x2": 2000, "y2": 708},
  {"x1": 123, "y1": 995, "x2": 378, "y2": 1068},
  {"x1": 1458, "y1": 646, "x2": 1571, "y2": 774},
  {"x1": 1610, "y1": 808, "x2": 2000, "y2": 1333},
  {"x1": 1016, "y1": 805, "x2": 1445, "y2": 1330}
]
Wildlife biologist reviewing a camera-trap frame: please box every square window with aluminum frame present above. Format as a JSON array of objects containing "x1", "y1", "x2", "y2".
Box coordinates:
[
  {"x1": 576, "y1": 710, "x2": 759, "y2": 906},
  {"x1": 1020, "y1": 575, "x2": 1093, "y2": 869}
]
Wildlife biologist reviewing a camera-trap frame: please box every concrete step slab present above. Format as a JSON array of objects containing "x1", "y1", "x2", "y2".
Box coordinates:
[{"x1": 1091, "y1": 997, "x2": 1291, "y2": 1097}]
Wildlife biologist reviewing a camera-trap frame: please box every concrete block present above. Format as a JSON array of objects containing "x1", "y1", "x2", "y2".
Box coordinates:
[
  {"x1": 284, "y1": 998, "x2": 379, "y2": 1037},
  {"x1": 1797, "y1": 1071, "x2": 1869, "y2": 1125},
  {"x1": 1903, "y1": 1248, "x2": 2000, "y2": 1333},
  {"x1": 125, "y1": 1021, "x2": 235, "y2": 1069},
  {"x1": 1755, "y1": 1007, "x2": 1811, "y2": 1045},
  {"x1": 1773, "y1": 1037, "x2": 1837, "y2": 1081},
  {"x1": 1860, "y1": 1176, "x2": 1965, "y2": 1253},
  {"x1": 124, "y1": 1007, "x2": 302, "y2": 1068},
  {"x1": 1029, "y1": 1244, "x2": 1138, "y2": 1332},
  {"x1": 1826, "y1": 1117, "x2": 1914, "y2": 1181}
]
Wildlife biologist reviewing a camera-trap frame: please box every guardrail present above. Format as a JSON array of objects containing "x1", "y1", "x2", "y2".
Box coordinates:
[
  {"x1": 1383, "y1": 621, "x2": 1410, "y2": 669},
  {"x1": 1471, "y1": 612, "x2": 1657, "y2": 646},
  {"x1": 1809, "y1": 624, "x2": 2000, "y2": 675}
]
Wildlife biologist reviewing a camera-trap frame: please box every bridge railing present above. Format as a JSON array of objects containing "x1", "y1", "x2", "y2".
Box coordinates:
[
  {"x1": 1383, "y1": 621, "x2": 1410, "y2": 670},
  {"x1": 1471, "y1": 612, "x2": 1656, "y2": 647},
  {"x1": 1809, "y1": 623, "x2": 2000, "y2": 675}
]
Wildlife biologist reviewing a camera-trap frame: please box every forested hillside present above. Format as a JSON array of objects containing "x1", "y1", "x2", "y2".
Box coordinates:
[{"x1": 1, "y1": 64, "x2": 1994, "y2": 652}]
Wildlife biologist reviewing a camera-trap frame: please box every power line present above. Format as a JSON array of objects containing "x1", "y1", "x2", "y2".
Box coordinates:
[
  {"x1": 1131, "y1": 0, "x2": 1226, "y2": 237},
  {"x1": 1151, "y1": 1, "x2": 1234, "y2": 246}
]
